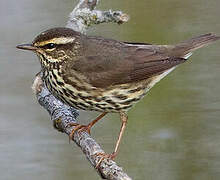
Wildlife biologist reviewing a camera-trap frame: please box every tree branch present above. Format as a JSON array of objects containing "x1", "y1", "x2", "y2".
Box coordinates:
[
  {"x1": 66, "y1": 0, "x2": 129, "y2": 33},
  {"x1": 33, "y1": 0, "x2": 131, "y2": 179}
]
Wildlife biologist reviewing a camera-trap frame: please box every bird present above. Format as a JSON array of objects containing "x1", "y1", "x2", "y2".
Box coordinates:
[{"x1": 17, "y1": 27, "x2": 220, "y2": 161}]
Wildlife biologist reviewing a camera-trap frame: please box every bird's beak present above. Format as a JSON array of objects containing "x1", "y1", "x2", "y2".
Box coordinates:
[{"x1": 16, "y1": 44, "x2": 38, "y2": 51}]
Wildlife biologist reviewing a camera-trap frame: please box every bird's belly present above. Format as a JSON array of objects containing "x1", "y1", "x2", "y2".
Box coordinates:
[
  {"x1": 47, "y1": 83, "x2": 147, "y2": 112},
  {"x1": 45, "y1": 68, "x2": 175, "y2": 112}
]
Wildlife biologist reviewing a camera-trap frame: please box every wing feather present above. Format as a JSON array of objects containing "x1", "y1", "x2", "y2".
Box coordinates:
[{"x1": 69, "y1": 37, "x2": 186, "y2": 88}]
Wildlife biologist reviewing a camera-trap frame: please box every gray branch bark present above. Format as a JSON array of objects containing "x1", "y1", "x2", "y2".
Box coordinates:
[
  {"x1": 33, "y1": 0, "x2": 131, "y2": 179},
  {"x1": 66, "y1": 0, "x2": 129, "y2": 33}
]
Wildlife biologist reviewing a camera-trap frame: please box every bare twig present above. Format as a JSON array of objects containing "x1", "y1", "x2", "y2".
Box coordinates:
[{"x1": 34, "y1": 0, "x2": 131, "y2": 179}]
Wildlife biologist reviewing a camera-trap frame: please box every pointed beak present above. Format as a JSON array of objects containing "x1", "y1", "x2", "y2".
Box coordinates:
[{"x1": 16, "y1": 44, "x2": 38, "y2": 51}]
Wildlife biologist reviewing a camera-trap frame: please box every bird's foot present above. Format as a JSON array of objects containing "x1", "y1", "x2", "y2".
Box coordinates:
[
  {"x1": 68, "y1": 122, "x2": 93, "y2": 142},
  {"x1": 94, "y1": 152, "x2": 117, "y2": 168},
  {"x1": 68, "y1": 112, "x2": 108, "y2": 142}
]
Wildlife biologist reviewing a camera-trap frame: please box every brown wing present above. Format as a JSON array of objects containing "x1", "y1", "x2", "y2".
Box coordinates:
[{"x1": 70, "y1": 37, "x2": 186, "y2": 88}]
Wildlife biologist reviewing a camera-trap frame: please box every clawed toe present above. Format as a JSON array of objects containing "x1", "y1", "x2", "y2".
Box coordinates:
[
  {"x1": 94, "y1": 152, "x2": 117, "y2": 168},
  {"x1": 67, "y1": 112, "x2": 108, "y2": 143},
  {"x1": 68, "y1": 123, "x2": 91, "y2": 143}
]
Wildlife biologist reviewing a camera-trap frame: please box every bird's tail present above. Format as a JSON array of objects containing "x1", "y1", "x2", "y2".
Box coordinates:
[{"x1": 173, "y1": 33, "x2": 220, "y2": 57}]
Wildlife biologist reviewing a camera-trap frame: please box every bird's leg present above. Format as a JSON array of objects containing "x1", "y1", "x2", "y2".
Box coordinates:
[
  {"x1": 95, "y1": 111, "x2": 128, "y2": 168},
  {"x1": 112, "y1": 112, "x2": 128, "y2": 158},
  {"x1": 68, "y1": 112, "x2": 108, "y2": 141}
]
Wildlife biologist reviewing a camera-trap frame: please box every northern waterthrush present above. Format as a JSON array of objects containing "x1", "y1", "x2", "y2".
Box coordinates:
[{"x1": 17, "y1": 27, "x2": 220, "y2": 160}]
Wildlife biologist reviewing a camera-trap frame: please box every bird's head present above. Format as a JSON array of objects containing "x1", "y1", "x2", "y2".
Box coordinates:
[{"x1": 17, "y1": 27, "x2": 82, "y2": 69}]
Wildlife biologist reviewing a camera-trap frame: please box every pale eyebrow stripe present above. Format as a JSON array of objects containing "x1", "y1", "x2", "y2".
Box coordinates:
[{"x1": 34, "y1": 37, "x2": 75, "y2": 46}]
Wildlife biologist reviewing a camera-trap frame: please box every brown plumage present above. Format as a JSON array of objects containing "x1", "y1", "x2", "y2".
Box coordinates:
[{"x1": 17, "y1": 27, "x2": 220, "y2": 161}]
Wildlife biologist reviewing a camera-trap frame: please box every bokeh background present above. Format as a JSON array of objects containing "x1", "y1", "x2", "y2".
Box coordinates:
[{"x1": 1, "y1": 0, "x2": 220, "y2": 179}]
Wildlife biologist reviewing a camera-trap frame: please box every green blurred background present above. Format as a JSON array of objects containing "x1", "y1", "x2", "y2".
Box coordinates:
[{"x1": 0, "y1": 0, "x2": 220, "y2": 179}]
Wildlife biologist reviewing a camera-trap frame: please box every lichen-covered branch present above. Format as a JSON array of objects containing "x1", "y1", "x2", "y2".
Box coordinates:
[
  {"x1": 66, "y1": 0, "x2": 129, "y2": 33},
  {"x1": 34, "y1": 0, "x2": 131, "y2": 179}
]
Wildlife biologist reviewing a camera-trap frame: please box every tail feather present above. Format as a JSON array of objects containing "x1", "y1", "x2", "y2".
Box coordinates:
[{"x1": 173, "y1": 33, "x2": 220, "y2": 57}]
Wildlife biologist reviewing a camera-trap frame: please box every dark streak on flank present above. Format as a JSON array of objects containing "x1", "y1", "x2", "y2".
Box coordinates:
[
  {"x1": 120, "y1": 98, "x2": 141, "y2": 105},
  {"x1": 114, "y1": 94, "x2": 128, "y2": 100},
  {"x1": 78, "y1": 102, "x2": 89, "y2": 109},
  {"x1": 128, "y1": 86, "x2": 143, "y2": 93},
  {"x1": 51, "y1": 70, "x2": 58, "y2": 81},
  {"x1": 66, "y1": 89, "x2": 78, "y2": 100},
  {"x1": 115, "y1": 105, "x2": 133, "y2": 111},
  {"x1": 62, "y1": 88, "x2": 70, "y2": 97},
  {"x1": 57, "y1": 81, "x2": 64, "y2": 86},
  {"x1": 105, "y1": 99, "x2": 117, "y2": 106}
]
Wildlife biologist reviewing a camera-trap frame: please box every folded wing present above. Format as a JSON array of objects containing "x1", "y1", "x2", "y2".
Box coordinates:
[{"x1": 70, "y1": 37, "x2": 186, "y2": 88}]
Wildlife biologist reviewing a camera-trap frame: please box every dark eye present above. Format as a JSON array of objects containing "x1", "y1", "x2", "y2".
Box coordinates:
[{"x1": 45, "y1": 43, "x2": 56, "y2": 49}]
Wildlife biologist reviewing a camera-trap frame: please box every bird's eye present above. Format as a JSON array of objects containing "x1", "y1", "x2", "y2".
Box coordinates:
[{"x1": 45, "y1": 43, "x2": 56, "y2": 49}]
